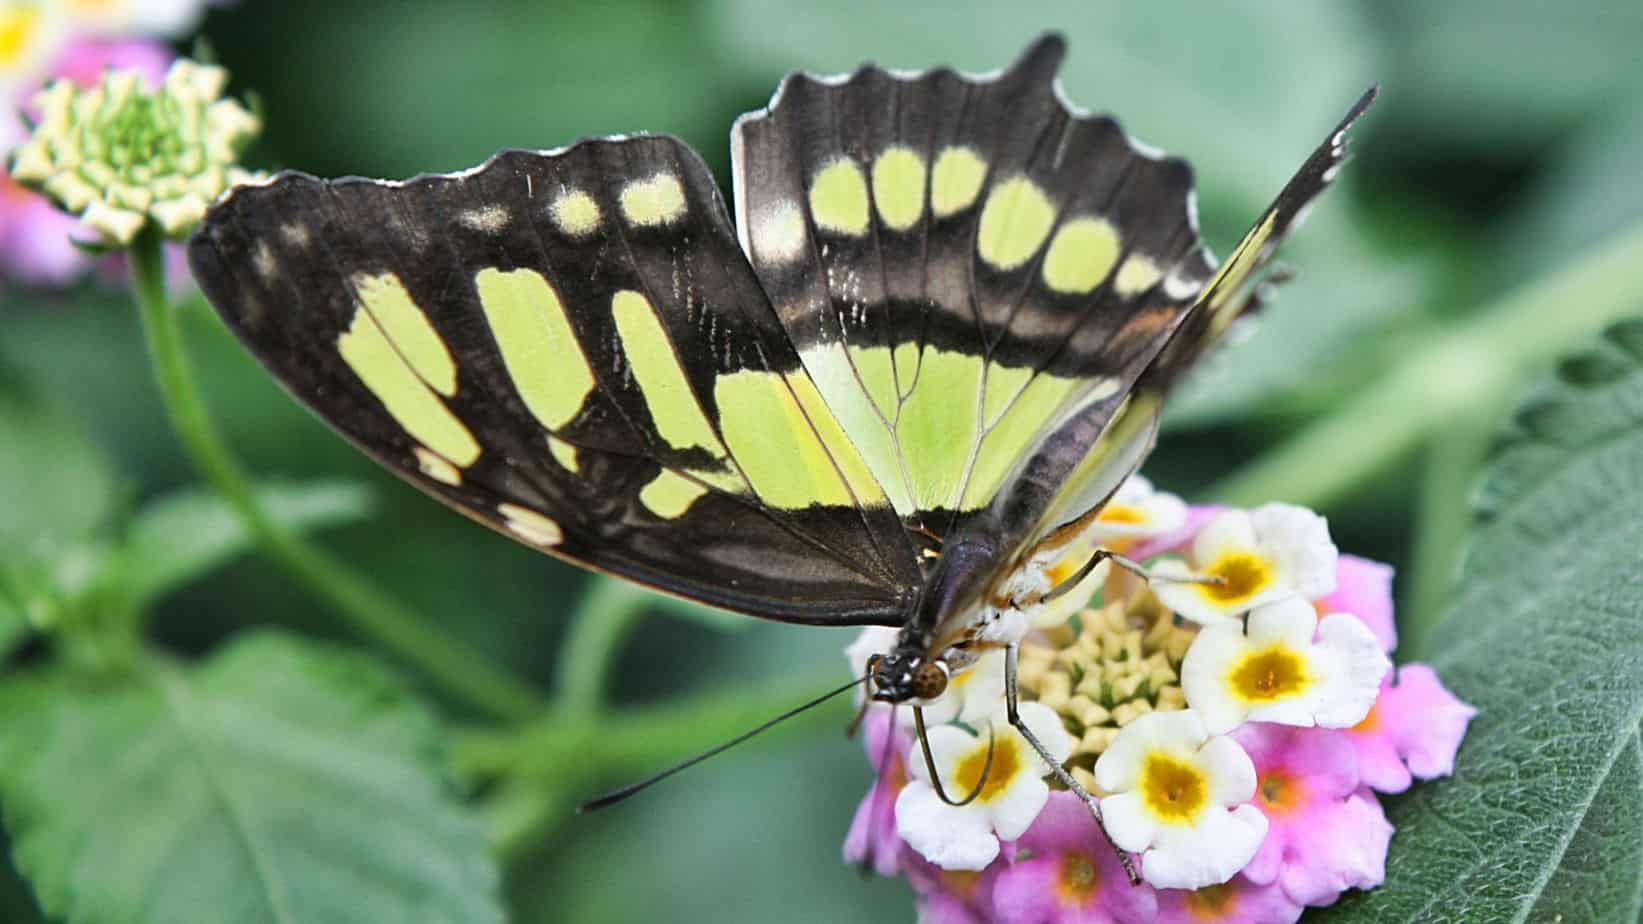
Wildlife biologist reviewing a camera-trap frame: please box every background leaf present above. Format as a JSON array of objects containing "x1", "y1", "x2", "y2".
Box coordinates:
[
  {"x1": 1318, "y1": 320, "x2": 1643, "y2": 922},
  {"x1": 118, "y1": 480, "x2": 374, "y2": 610},
  {"x1": 0, "y1": 632, "x2": 503, "y2": 924},
  {"x1": 0, "y1": 390, "x2": 117, "y2": 556}
]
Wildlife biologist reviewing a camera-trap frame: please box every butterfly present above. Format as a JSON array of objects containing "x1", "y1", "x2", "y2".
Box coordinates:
[{"x1": 187, "y1": 33, "x2": 1373, "y2": 859}]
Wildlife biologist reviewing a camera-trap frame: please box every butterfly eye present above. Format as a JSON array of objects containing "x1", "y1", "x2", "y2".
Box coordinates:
[
  {"x1": 864, "y1": 653, "x2": 884, "y2": 679},
  {"x1": 911, "y1": 660, "x2": 949, "y2": 700}
]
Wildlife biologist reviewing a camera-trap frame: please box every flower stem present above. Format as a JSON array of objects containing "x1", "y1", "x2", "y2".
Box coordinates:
[
  {"x1": 129, "y1": 229, "x2": 542, "y2": 720},
  {"x1": 1212, "y1": 222, "x2": 1643, "y2": 509},
  {"x1": 554, "y1": 578, "x2": 653, "y2": 715}
]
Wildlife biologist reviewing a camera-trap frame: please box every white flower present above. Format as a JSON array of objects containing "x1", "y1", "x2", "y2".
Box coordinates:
[
  {"x1": 1084, "y1": 474, "x2": 1188, "y2": 547},
  {"x1": 1151, "y1": 503, "x2": 1337, "y2": 624},
  {"x1": 1180, "y1": 597, "x2": 1391, "y2": 735},
  {"x1": 7, "y1": 59, "x2": 262, "y2": 246},
  {"x1": 895, "y1": 702, "x2": 1070, "y2": 870},
  {"x1": 0, "y1": 3, "x2": 68, "y2": 87},
  {"x1": 1093, "y1": 709, "x2": 1268, "y2": 890},
  {"x1": 844, "y1": 628, "x2": 1008, "y2": 726}
]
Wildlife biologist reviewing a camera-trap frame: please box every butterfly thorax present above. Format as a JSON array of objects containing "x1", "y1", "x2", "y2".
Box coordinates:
[{"x1": 868, "y1": 531, "x2": 1019, "y2": 704}]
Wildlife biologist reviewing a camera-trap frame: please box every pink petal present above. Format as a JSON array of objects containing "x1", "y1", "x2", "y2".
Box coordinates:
[
  {"x1": 40, "y1": 37, "x2": 173, "y2": 94},
  {"x1": 1347, "y1": 664, "x2": 1475, "y2": 795},
  {"x1": 1154, "y1": 875, "x2": 1304, "y2": 924},
  {"x1": 1317, "y1": 555, "x2": 1397, "y2": 653},
  {"x1": 1128, "y1": 504, "x2": 1222, "y2": 562},
  {"x1": 1230, "y1": 725, "x2": 1389, "y2": 906},
  {"x1": 0, "y1": 191, "x2": 92, "y2": 286},
  {"x1": 1277, "y1": 789, "x2": 1391, "y2": 906},
  {"x1": 1232, "y1": 724, "x2": 1360, "y2": 800},
  {"x1": 1380, "y1": 664, "x2": 1476, "y2": 781},
  {"x1": 843, "y1": 777, "x2": 902, "y2": 876},
  {"x1": 993, "y1": 791, "x2": 1155, "y2": 923},
  {"x1": 905, "y1": 851, "x2": 1003, "y2": 922}
]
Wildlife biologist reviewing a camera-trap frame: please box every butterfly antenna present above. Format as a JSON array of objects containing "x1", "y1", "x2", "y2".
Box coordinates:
[{"x1": 579, "y1": 675, "x2": 868, "y2": 812}]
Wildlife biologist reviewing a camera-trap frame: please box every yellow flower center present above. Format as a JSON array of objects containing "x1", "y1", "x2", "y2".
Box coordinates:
[
  {"x1": 1228, "y1": 646, "x2": 1311, "y2": 703},
  {"x1": 1140, "y1": 752, "x2": 1208, "y2": 824},
  {"x1": 1198, "y1": 551, "x2": 1273, "y2": 605},
  {"x1": 1257, "y1": 768, "x2": 1305, "y2": 818},
  {"x1": 1056, "y1": 851, "x2": 1101, "y2": 904},
  {"x1": 1184, "y1": 883, "x2": 1236, "y2": 919},
  {"x1": 953, "y1": 736, "x2": 1023, "y2": 803},
  {"x1": 940, "y1": 869, "x2": 981, "y2": 898},
  {"x1": 0, "y1": 7, "x2": 40, "y2": 71},
  {"x1": 1098, "y1": 504, "x2": 1146, "y2": 525}
]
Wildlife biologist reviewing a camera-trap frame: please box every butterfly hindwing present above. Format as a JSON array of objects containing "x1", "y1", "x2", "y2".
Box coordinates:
[
  {"x1": 188, "y1": 137, "x2": 923, "y2": 624},
  {"x1": 731, "y1": 35, "x2": 1215, "y2": 541}
]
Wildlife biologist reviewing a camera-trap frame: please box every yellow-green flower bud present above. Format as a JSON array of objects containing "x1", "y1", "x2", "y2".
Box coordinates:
[{"x1": 6, "y1": 58, "x2": 264, "y2": 247}]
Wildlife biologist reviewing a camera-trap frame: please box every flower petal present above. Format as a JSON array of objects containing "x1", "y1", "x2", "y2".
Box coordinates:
[
  {"x1": 1246, "y1": 597, "x2": 1318, "y2": 650},
  {"x1": 1099, "y1": 791, "x2": 1158, "y2": 854},
  {"x1": 1198, "y1": 733, "x2": 1258, "y2": 805},
  {"x1": 1144, "y1": 804, "x2": 1269, "y2": 890},
  {"x1": 985, "y1": 776, "x2": 1050, "y2": 842},
  {"x1": 1251, "y1": 503, "x2": 1338, "y2": 599},
  {"x1": 897, "y1": 783, "x2": 1001, "y2": 871},
  {"x1": 1096, "y1": 709, "x2": 1210, "y2": 792},
  {"x1": 1179, "y1": 622, "x2": 1251, "y2": 734},
  {"x1": 1194, "y1": 509, "x2": 1259, "y2": 563},
  {"x1": 1311, "y1": 613, "x2": 1392, "y2": 728},
  {"x1": 1319, "y1": 555, "x2": 1397, "y2": 652}
]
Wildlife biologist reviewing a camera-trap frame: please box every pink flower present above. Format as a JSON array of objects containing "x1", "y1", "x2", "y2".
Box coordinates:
[
  {"x1": 28, "y1": 35, "x2": 172, "y2": 96},
  {"x1": 1315, "y1": 555, "x2": 1396, "y2": 652},
  {"x1": 1231, "y1": 724, "x2": 1392, "y2": 907},
  {"x1": 1128, "y1": 505, "x2": 1222, "y2": 562},
  {"x1": 990, "y1": 790, "x2": 1158, "y2": 924},
  {"x1": 844, "y1": 709, "x2": 913, "y2": 876},
  {"x1": 1154, "y1": 875, "x2": 1304, "y2": 924},
  {"x1": 0, "y1": 177, "x2": 88, "y2": 286},
  {"x1": 1346, "y1": 664, "x2": 1476, "y2": 794},
  {"x1": 905, "y1": 850, "x2": 1004, "y2": 924}
]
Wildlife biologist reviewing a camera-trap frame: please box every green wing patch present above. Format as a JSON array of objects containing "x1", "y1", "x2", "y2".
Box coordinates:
[
  {"x1": 731, "y1": 35, "x2": 1215, "y2": 529},
  {"x1": 188, "y1": 138, "x2": 922, "y2": 625}
]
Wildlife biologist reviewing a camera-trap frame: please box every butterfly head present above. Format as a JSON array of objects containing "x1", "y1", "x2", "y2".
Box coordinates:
[{"x1": 865, "y1": 649, "x2": 950, "y2": 703}]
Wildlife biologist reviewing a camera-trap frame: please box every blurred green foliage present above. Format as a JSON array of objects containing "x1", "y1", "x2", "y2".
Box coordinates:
[{"x1": 2, "y1": 0, "x2": 1641, "y2": 921}]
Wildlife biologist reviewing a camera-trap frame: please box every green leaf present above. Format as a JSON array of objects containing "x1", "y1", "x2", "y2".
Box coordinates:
[
  {"x1": 0, "y1": 632, "x2": 503, "y2": 924},
  {"x1": 0, "y1": 598, "x2": 23, "y2": 665},
  {"x1": 0, "y1": 391, "x2": 118, "y2": 555},
  {"x1": 118, "y1": 480, "x2": 373, "y2": 610},
  {"x1": 1318, "y1": 320, "x2": 1643, "y2": 922}
]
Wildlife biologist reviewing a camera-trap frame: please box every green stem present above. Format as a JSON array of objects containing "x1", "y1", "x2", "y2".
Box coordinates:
[
  {"x1": 1212, "y1": 222, "x2": 1643, "y2": 509},
  {"x1": 1403, "y1": 416, "x2": 1498, "y2": 659},
  {"x1": 129, "y1": 229, "x2": 541, "y2": 720},
  {"x1": 554, "y1": 578, "x2": 652, "y2": 715}
]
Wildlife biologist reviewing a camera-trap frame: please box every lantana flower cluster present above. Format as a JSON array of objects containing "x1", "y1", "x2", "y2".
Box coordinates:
[
  {"x1": 844, "y1": 477, "x2": 1475, "y2": 924},
  {"x1": 2, "y1": 0, "x2": 222, "y2": 285}
]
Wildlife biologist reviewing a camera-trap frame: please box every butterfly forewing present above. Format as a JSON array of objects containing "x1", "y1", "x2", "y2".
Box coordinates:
[{"x1": 188, "y1": 138, "x2": 922, "y2": 625}]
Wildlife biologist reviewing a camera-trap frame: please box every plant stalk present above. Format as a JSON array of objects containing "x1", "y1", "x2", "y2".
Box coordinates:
[{"x1": 129, "y1": 229, "x2": 542, "y2": 720}]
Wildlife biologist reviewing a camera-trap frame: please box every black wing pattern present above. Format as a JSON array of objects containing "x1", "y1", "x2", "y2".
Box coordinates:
[{"x1": 188, "y1": 138, "x2": 923, "y2": 625}]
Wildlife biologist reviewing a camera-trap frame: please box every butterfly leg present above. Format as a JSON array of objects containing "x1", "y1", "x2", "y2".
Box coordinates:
[
  {"x1": 1041, "y1": 547, "x2": 1220, "y2": 604},
  {"x1": 1005, "y1": 642, "x2": 1142, "y2": 885}
]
